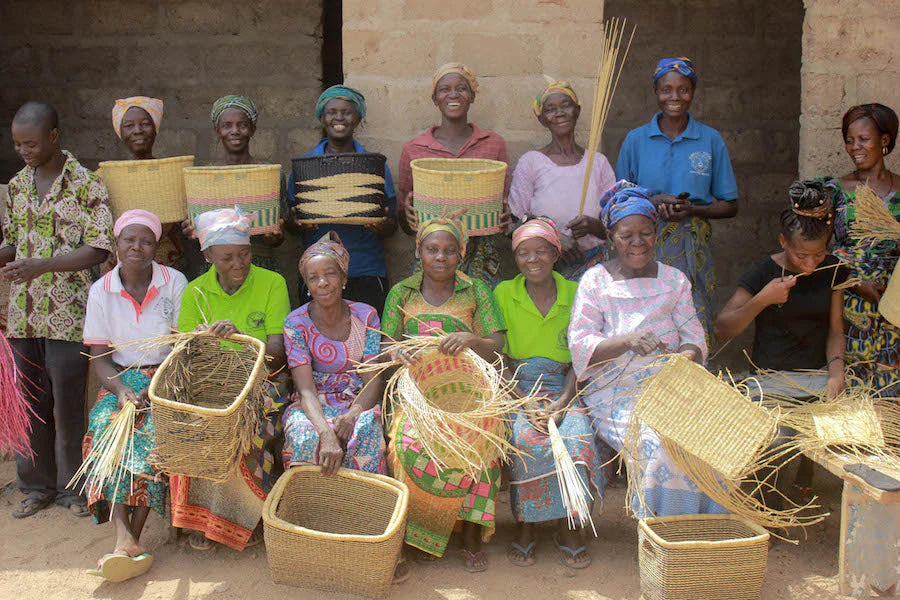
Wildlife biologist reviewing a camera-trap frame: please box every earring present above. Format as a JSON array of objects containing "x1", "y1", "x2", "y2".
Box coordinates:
[
  {"x1": 884, "y1": 146, "x2": 889, "y2": 156},
  {"x1": 307, "y1": 289, "x2": 311, "y2": 297}
]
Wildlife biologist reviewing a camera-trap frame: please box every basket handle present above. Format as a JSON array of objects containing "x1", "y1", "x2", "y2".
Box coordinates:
[{"x1": 640, "y1": 539, "x2": 656, "y2": 557}]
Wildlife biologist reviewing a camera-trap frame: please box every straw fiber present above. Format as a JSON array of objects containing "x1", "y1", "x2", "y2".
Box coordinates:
[
  {"x1": 98, "y1": 155, "x2": 194, "y2": 223},
  {"x1": 183, "y1": 164, "x2": 282, "y2": 235},
  {"x1": 292, "y1": 153, "x2": 387, "y2": 225},
  {"x1": 411, "y1": 158, "x2": 506, "y2": 235}
]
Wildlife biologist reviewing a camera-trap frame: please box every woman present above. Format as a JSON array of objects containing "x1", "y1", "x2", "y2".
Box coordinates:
[
  {"x1": 381, "y1": 218, "x2": 506, "y2": 572},
  {"x1": 173, "y1": 206, "x2": 292, "y2": 552},
  {"x1": 397, "y1": 63, "x2": 511, "y2": 287},
  {"x1": 82, "y1": 209, "x2": 187, "y2": 581},
  {"x1": 508, "y1": 80, "x2": 616, "y2": 280},
  {"x1": 281, "y1": 231, "x2": 386, "y2": 475},
  {"x1": 820, "y1": 103, "x2": 900, "y2": 396},
  {"x1": 615, "y1": 57, "x2": 739, "y2": 340},
  {"x1": 293, "y1": 85, "x2": 397, "y2": 312},
  {"x1": 494, "y1": 217, "x2": 603, "y2": 569},
  {"x1": 569, "y1": 184, "x2": 726, "y2": 517}
]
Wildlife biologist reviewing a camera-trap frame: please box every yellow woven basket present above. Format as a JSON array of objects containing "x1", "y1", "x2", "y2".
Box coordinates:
[
  {"x1": 638, "y1": 514, "x2": 769, "y2": 600},
  {"x1": 262, "y1": 466, "x2": 409, "y2": 598},
  {"x1": 411, "y1": 158, "x2": 507, "y2": 235},
  {"x1": 98, "y1": 155, "x2": 194, "y2": 223},
  {"x1": 879, "y1": 262, "x2": 900, "y2": 327},
  {"x1": 183, "y1": 164, "x2": 282, "y2": 235}
]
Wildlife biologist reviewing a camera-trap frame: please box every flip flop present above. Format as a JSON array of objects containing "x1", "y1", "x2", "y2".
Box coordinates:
[
  {"x1": 90, "y1": 551, "x2": 154, "y2": 583},
  {"x1": 56, "y1": 496, "x2": 90, "y2": 518},
  {"x1": 12, "y1": 496, "x2": 53, "y2": 519},
  {"x1": 554, "y1": 536, "x2": 591, "y2": 569},
  {"x1": 506, "y1": 541, "x2": 536, "y2": 567},
  {"x1": 188, "y1": 532, "x2": 214, "y2": 551},
  {"x1": 392, "y1": 558, "x2": 410, "y2": 584},
  {"x1": 459, "y1": 549, "x2": 487, "y2": 573}
]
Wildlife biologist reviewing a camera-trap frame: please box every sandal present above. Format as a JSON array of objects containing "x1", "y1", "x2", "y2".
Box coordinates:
[
  {"x1": 86, "y1": 549, "x2": 153, "y2": 582},
  {"x1": 392, "y1": 558, "x2": 410, "y2": 584},
  {"x1": 506, "y1": 541, "x2": 536, "y2": 567},
  {"x1": 188, "y1": 532, "x2": 214, "y2": 551},
  {"x1": 554, "y1": 535, "x2": 592, "y2": 569},
  {"x1": 12, "y1": 496, "x2": 53, "y2": 519},
  {"x1": 245, "y1": 528, "x2": 264, "y2": 549},
  {"x1": 56, "y1": 496, "x2": 90, "y2": 517},
  {"x1": 459, "y1": 549, "x2": 488, "y2": 573}
]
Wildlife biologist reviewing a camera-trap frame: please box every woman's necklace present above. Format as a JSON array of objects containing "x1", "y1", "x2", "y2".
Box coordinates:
[{"x1": 855, "y1": 169, "x2": 895, "y2": 198}]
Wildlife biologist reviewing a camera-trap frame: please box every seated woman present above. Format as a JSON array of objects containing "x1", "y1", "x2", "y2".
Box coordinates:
[
  {"x1": 281, "y1": 231, "x2": 386, "y2": 475},
  {"x1": 381, "y1": 218, "x2": 506, "y2": 572},
  {"x1": 173, "y1": 207, "x2": 292, "y2": 552},
  {"x1": 569, "y1": 184, "x2": 726, "y2": 517},
  {"x1": 82, "y1": 210, "x2": 188, "y2": 581},
  {"x1": 508, "y1": 80, "x2": 616, "y2": 280},
  {"x1": 494, "y1": 217, "x2": 603, "y2": 569}
]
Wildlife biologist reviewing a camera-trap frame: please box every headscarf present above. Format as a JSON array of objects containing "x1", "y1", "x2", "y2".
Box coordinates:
[
  {"x1": 210, "y1": 95, "x2": 259, "y2": 126},
  {"x1": 111, "y1": 96, "x2": 163, "y2": 138},
  {"x1": 315, "y1": 85, "x2": 366, "y2": 120},
  {"x1": 532, "y1": 78, "x2": 580, "y2": 118},
  {"x1": 113, "y1": 209, "x2": 162, "y2": 241},
  {"x1": 653, "y1": 57, "x2": 698, "y2": 87},
  {"x1": 512, "y1": 217, "x2": 562, "y2": 254},
  {"x1": 431, "y1": 63, "x2": 479, "y2": 96},
  {"x1": 195, "y1": 206, "x2": 253, "y2": 250},
  {"x1": 416, "y1": 218, "x2": 469, "y2": 259},
  {"x1": 298, "y1": 231, "x2": 350, "y2": 278},
  {"x1": 600, "y1": 183, "x2": 657, "y2": 230}
]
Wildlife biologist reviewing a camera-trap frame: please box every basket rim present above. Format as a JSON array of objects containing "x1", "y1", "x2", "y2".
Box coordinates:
[
  {"x1": 98, "y1": 155, "x2": 195, "y2": 168},
  {"x1": 292, "y1": 152, "x2": 387, "y2": 162},
  {"x1": 182, "y1": 164, "x2": 282, "y2": 175},
  {"x1": 639, "y1": 514, "x2": 770, "y2": 549},
  {"x1": 410, "y1": 158, "x2": 507, "y2": 176},
  {"x1": 262, "y1": 466, "x2": 409, "y2": 543},
  {"x1": 147, "y1": 333, "x2": 267, "y2": 417}
]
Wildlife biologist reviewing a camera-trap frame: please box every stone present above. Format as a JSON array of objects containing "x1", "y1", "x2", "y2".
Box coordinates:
[
  {"x1": 401, "y1": 0, "x2": 494, "y2": 21},
  {"x1": 84, "y1": 0, "x2": 158, "y2": 34},
  {"x1": 451, "y1": 33, "x2": 543, "y2": 77},
  {"x1": 164, "y1": 2, "x2": 240, "y2": 34},
  {"x1": 48, "y1": 46, "x2": 122, "y2": 86}
]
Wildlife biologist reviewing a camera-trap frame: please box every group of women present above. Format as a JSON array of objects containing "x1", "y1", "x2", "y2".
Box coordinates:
[{"x1": 77, "y1": 58, "x2": 899, "y2": 583}]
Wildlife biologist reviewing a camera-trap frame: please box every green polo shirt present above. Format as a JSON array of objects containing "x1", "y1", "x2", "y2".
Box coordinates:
[
  {"x1": 178, "y1": 264, "x2": 290, "y2": 343},
  {"x1": 493, "y1": 271, "x2": 577, "y2": 363}
]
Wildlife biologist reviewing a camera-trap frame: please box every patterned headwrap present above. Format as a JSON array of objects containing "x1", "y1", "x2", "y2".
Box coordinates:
[
  {"x1": 210, "y1": 95, "x2": 259, "y2": 126},
  {"x1": 532, "y1": 78, "x2": 580, "y2": 118},
  {"x1": 298, "y1": 231, "x2": 350, "y2": 278},
  {"x1": 111, "y1": 96, "x2": 163, "y2": 138},
  {"x1": 114, "y1": 209, "x2": 162, "y2": 241},
  {"x1": 653, "y1": 57, "x2": 698, "y2": 87},
  {"x1": 600, "y1": 183, "x2": 657, "y2": 230},
  {"x1": 512, "y1": 217, "x2": 562, "y2": 254},
  {"x1": 416, "y1": 217, "x2": 469, "y2": 259},
  {"x1": 195, "y1": 206, "x2": 253, "y2": 250},
  {"x1": 431, "y1": 63, "x2": 479, "y2": 96},
  {"x1": 315, "y1": 85, "x2": 366, "y2": 120}
]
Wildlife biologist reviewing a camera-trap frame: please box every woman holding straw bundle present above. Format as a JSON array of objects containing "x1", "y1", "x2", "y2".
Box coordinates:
[
  {"x1": 81, "y1": 209, "x2": 187, "y2": 582},
  {"x1": 569, "y1": 183, "x2": 727, "y2": 517},
  {"x1": 508, "y1": 79, "x2": 616, "y2": 280},
  {"x1": 381, "y1": 217, "x2": 507, "y2": 572},
  {"x1": 494, "y1": 217, "x2": 603, "y2": 569},
  {"x1": 173, "y1": 206, "x2": 292, "y2": 552}
]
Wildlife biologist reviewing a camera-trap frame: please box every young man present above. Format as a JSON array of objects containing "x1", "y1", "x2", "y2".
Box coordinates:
[{"x1": 1, "y1": 101, "x2": 114, "y2": 518}]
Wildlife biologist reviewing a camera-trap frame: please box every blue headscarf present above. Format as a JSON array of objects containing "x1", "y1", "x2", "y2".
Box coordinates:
[
  {"x1": 315, "y1": 85, "x2": 366, "y2": 120},
  {"x1": 654, "y1": 57, "x2": 697, "y2": 87},
  {"x1": 600, "y1": 182, "x2": 657, "y2": 230}
]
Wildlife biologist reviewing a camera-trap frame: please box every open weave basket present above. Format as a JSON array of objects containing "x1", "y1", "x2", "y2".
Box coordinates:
[
  {"x1": 98, "y1": 155, "x2": 194, "y2": 223},
  {"x1": 411, "y1": 158, "x2": 507, "y2": 236},
  {"x1": 263, "y1": 466, "x2": 408, "y2": 598},
  {"x1": 291, "y1": 153, "x2": 387, "y2": 225},
  {"x1": 638, "y1": 514, "x2": 769, "y2": 600},
  {"x1": 183, "y1": 164, "x2": 282, "y2": 235},
  {"x1": 880, "y1": 262, "x2": 900, "y2": 327},
  {"x1": 147, "y1": 333, "x2": 267, "y2": 482}
]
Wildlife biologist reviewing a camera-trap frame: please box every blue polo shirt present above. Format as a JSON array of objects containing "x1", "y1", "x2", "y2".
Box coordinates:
[
  {"x1": 294, "y1": 139, "x2": 397, "y2": 278},
  {"x1": 615, "y1": 112, "x2": 738, "y2": 205}
]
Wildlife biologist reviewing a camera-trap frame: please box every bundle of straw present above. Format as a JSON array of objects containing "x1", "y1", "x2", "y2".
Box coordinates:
[
  {"x1": 848, "y1": 183, "x2": 900, "y2": 245},
  {"x1": 0, "y1": 329, "x2": 38, "y2": 458},
  {"x1": 547, "y1": 417, "x2": 596, "y2": 534},
  {"x1": 68, "y1": 401, "x2": 136, "y2": 504}
]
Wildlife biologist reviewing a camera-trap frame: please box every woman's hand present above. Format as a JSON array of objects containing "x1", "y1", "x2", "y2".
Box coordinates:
[
  {"x1": 566, "y1": 215, "x2": 605, "y2": 239},
  {"x1": 1, "y1": 258, "x2": 48, "y2": 283},
  {"x1": 391, "y1": 346, "x2": 421, "y2": 367},
  {"x1": 757, "y1": 276, "x2": 797, "y2": 307},
  {"x1": 825, "y1": 373, "x2": 845, "y2": 400},
  {"x1": 438, "y1": 332, "x2": 479, "y2": 356},
  {"x1": 652, "y1": 194, "x2": 691, "y2": 222},
  {"x1": 318, "y1": 428, "x2": 344, "y2": 475},
  {"x1": 404, "y1": 195, "x2": 419, "y2": 233},
  {"x1": 181, "y1": 218, "x2": 196, "y2": 239},
  {"x1": 116, "y1": 387, "x2": 143, "y2": 409},
  {"x1": 498, "y1": 205, "x2": 513, "y2": 234},
  {"x1": 626, "y1": 331, "x2": 666, "y2": 356},
  {"x1": 332, "y1": 405, "x2": 362, "y2": 443},
  {"x1": 853, "y1": 280, "x2": 885, "y2": 305},
  {"x1": 204, "y1": 320, "x2": 240, "y2": 338},
  {"x1": 364, "y1": 207, "x2": 391, "y2": 233}
]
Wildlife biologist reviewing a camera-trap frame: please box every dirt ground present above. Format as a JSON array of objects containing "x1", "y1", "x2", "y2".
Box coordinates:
[{"x1": 0, "y1": 457, "x2": 855, "y2": 600}]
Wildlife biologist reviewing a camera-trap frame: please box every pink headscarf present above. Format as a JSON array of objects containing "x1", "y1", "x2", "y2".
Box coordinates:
[
  {"x1": 299, "y1": 231, "x2": 350, "y2": 277},
  {"x1": 195, "y1": 206, "x2": 252, "y2": 251},
  {"x1": 114, "y1": 209, "x2": 162, "y2": 241},
  {"x1": 512, "y1": 217, "x2": 562, "y2": 254},
  {"x1": 112, "y1": 96, "x2": 163, "y2": 138}
]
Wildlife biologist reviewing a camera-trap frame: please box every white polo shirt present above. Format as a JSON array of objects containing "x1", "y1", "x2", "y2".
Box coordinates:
[{"x1": 83, "y1": 262, "x2": 188, "y2": 367}]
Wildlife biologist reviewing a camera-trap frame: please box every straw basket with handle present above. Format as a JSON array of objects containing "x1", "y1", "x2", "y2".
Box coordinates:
[
  {"x1": 98, "y1": 155, "x2": 194, "y2": 223},
  {"x1": 183, "y1": 164, "x2": 282, "y2": 235},
  {"x1": 262, "y1": 466, "x2": 408, "y2": 598},
  {"x1": 411, "y1": 158, "x2": 507, "y2": 236},
  {"x1": 147, "y1": 333, "x2": 267, "y2": 482},
  {"x1": 291, "y1": 153, "x2": 388, "y2": 225}
]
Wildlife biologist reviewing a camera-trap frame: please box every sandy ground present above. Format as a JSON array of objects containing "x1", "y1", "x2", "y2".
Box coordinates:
[{"x1": 0, "y1": 456, "x2": 855, "y2": 600}]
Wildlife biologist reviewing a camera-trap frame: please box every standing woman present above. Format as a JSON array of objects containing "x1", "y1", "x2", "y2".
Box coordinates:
[
  {"x1": 397, "y1": 63, "x2": 511, "y2": 287},
  {"x1": 508, "y1": 80, "x2": 616, "y2": 280},
  {"x1": 616, "y1": 58, "x2": 739, "y2": 338}
]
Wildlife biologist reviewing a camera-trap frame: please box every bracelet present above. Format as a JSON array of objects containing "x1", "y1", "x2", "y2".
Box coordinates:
[{"x1": 826, "y1": 356, "x2": 844, "y2": 367}]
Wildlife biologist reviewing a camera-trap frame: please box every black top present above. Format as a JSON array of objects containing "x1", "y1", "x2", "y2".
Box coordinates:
[{"x1": 738, "y1": 254, "x2": 848, "y2": 371}]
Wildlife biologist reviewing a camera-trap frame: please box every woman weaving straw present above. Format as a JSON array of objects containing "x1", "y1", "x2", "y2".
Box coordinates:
[
  {"x1": 569, "y1": 182, "x2": 727, "y2": 517},
  {"x1": 381, "y1": 217, "x2": 507, "y2": 572},
  {"x1": 81, "y1": 209, "x2": 187, "y2": 581},
  {"x1": 494, "y1": 217, "x2": 603, "y2": 569},
  {"x1": 507, "y1": 79, "x2": 616, "y2": 280},
  {"x1": 173, "y1": 206, "x2": 292, "y2": 552}
]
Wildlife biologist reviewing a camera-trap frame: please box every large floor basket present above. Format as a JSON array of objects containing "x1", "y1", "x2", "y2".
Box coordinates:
[
  {"x1": 880, "y1": 261, "x2": 900, "y2": 327},
  {"x1": 638, "y1": 514, "x2": 769, "y2": 600},
  {"x1": 291, "y1": 153, "x2": 388, "y2": 225},
  {"x1": 147, "y1": 334, "x2": 267, "y2": 482},
  {"x1": 262, "y1": 466, "x2": 409, "y2": 598},
  {"x1": 98, "y1": 155, "x2": 194, "y2": 223},
  {"x1": 183, "y1": 164, "x2": 282, "y2": 235},
  {"x1": 411, "y1": 158, "x2": 507, "y2": 236}
]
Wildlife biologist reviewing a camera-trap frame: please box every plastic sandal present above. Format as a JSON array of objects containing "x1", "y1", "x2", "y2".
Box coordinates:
[
  {"x1": 506, "y1": 540, "x2": 536, "y2": 567},
  {"x1": 12, "y1": 496, "x2": 53, "y2": 519},
  {"x1": 554, "y1": 536, "x2": 592, "y2": 569},
  {"x1": 459, "y1": 549, "x2": 488, "y2": 573}
]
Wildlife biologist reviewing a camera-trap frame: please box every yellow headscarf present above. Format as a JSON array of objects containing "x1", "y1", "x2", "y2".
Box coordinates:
[
  {"x1": 431, "y1": 63, "x2": 479, "y2": 96},
  {"x1": 112, "y1": 96, "x2": 163, "y2": 138},
  {"x1": 416, "y1": 218, "x2": 469, "y2": 258},
  {"x1": 532, "y1": 77, "x2": 580, "y2": 118}
]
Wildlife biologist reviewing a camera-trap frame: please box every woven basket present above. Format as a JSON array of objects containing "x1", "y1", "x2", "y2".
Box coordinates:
[
  {"x1": 263, "y1": 466, "x2": 408, "y2": 598},
  {"x1": 879, "y1": 261, "x2": 900, "y2": 327},
  {"x1": 98, "y1": 155, "x2": 194, "y2": 223},
  {"x1": 411, "y1": 158, "x2": 507, "y2": 236},
  {"x1": 183, "y1": 164, "x2": 282, "y2": 235},
  {"x1": 638, "y1": 514, "x2": 769, "y2": 600},
  {"x1": 291, "y1": 153, "x2": 387, "y2": 225},
  {"x1": 147, "y1": 333, "x2": 267, "y2": 482}
]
